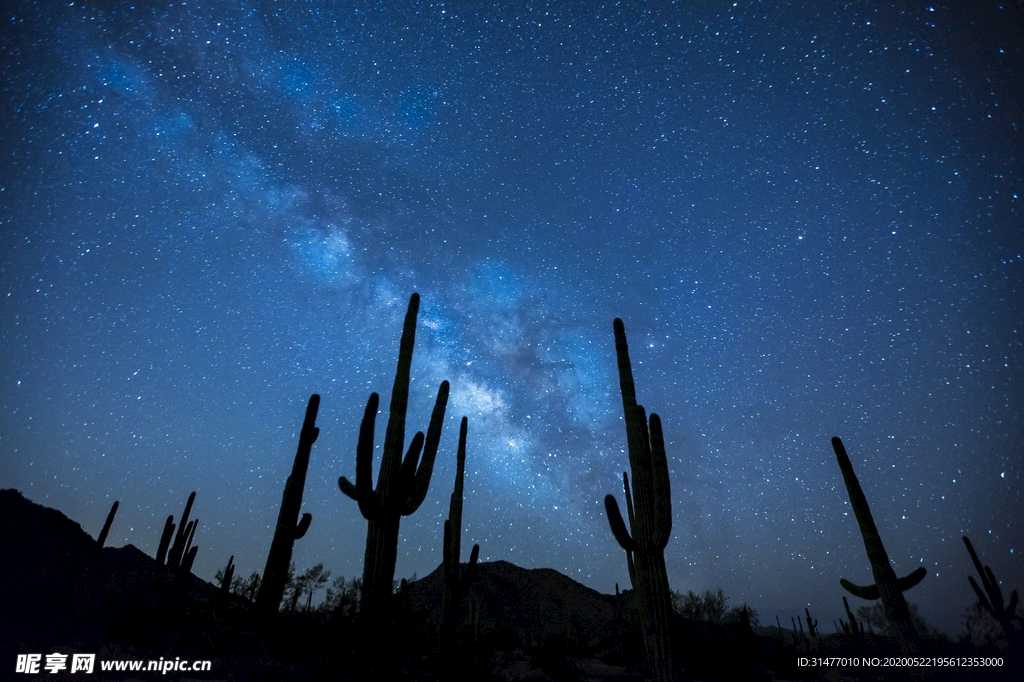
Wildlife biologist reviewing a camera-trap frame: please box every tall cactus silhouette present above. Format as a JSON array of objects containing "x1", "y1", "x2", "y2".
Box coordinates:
[
  {"x1": 442, "y1": 417, "x2": 480, "y2": 659},
  {"x1": 339, "y1": 293, "x2": 450, "y2": 616},
  {"x1": 603, "y1": 318, "x2": 675, "y2": 682},
  {"x1": 831, "y1": 436, "x2": 925, "y2": 652},
  {"x1": 256, "y1": 394, "x2": 319, "y2": 616}
]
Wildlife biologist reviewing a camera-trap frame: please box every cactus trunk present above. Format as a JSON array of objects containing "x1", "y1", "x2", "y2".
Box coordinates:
[
  {"x1": 97, "y1": 500, "x2": 118, "y2": 548},
  {"x1": 256, "y1": 394, "x2": 320, "y2": 616},
  {"x1": 360, "y1": 513, "x2": 401, "y2": 614}
]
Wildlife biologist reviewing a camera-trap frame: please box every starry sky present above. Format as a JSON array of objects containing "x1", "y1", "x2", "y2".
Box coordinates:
[{"x1": 1, "y1": 1, "x2": 1021, "y2": 637}]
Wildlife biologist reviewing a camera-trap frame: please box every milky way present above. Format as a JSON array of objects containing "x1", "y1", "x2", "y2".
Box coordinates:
[{"x1": 1, "y1": 1, "x2": 1020, "y2": 635}]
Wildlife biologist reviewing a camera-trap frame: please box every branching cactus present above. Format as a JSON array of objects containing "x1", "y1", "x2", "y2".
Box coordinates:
[
  {"x1": 339, "y1": 293, "x2": 450, "y2": 616},
  {"x1": 97, "y1": 500, "x2": 119, "y2": 548},
  {"x1": 603, "y1": 318, "x2": 676, "y2": 682},
  {"x1": 805, "y1": 608, "x2": 819, "y2": 639},
  {"x1": 831, "y1": 437, "x2": 925, "y2": 652},
  {"x1": 963, "y1": 535, "x2": 1023, "y2": 649},
  {"x1": 442, "y1": 417, "x2": 480, "y2": 655},
  {"x1": 158, "y1": 492, "x2": 199, "y2": 574},
  {"x1": 256, "y1": 394, "x2": 320, "y2": 616}
]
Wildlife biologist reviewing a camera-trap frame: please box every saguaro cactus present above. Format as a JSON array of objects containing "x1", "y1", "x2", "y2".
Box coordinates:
[
  {"x1": 97, "y1": 500, "x2": 119, "y2": 548},
  {"x1": 963, "y1": 535, "x2": 1022, "y2": 649},
  {"x1": 831, "y1": 437, "x2": 925, "y2": 652},
  {"x1": 603, "y1": 318, "x2": 675, "y2": 682},
  {"x1": 157, "y1": 492, "x2": 199, "y2": 574},
  {"x1": 339, "y1": 293, "x2": 450, "y2": 616},
  {"x1": 256, "y1": 394, "x2": 319, "y2": 616},
  {"x1": 841, "y1": 596, "x2": 863, "y2": 637},
  {"x1": 442, "y1": 417, "x2": 480, "y2": 655},
  {"x1": 805, "y1": 607, "x2": 819, "y2": 639}
]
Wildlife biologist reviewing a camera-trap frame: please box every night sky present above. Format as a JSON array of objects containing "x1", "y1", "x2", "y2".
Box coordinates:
[{"x1": 1, "y1": 1, "x2": 1021, "y2": 637}]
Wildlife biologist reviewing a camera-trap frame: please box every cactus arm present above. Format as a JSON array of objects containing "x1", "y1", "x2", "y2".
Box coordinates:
[
  {"x1": 899, "y1": 567, "x2": 927, "y2": 591},
  {"x1": 840, "y1": 579, "x2": 879, "y2": 600},
  {"x1": 648, "y1": 413, "x2": 672, "y2": 550},
  {"x1": 967, "y1": 576, "x2": 992, "y2": 612},
  {"x1": 220, "y1": 555, "x2": 235, "y2": 591},
  {"x1": 182, "y1": 545, "x2": 198, "y2": 572},
  {"x1": 186, "y1": 519, "x2": 198, "y2": 557},
  {"x1": 604, "y1": 495, "x2": 640, "y2": 554},
  {"x1": 377, "y1": 294, "x2": 420, "y2": 507},
  {"x1": 963, "y1": 535, "x2": 986, "y2": 580},
  {"x1": 841, "y1": 567, "x2": 926, "y2": 599},
  {"x1": 179, "y1": 492, "x2": 196, "y2": 544},
  {"x1": 338, "y1": 477, "x2": 358, "y2": 500},
  {"x1": 403, "y1": 381, "x2": 451, "y2": 514},
  {"x1": 168, "y1": 492, "x2": 196, "y2": 567},
  {"x1": 352, "y1": 393, "x2": 382, "y2": 519},
  {"x1": 843, "y1": 596, "x2": 859, "y2": 636},
  {"x1": 399, "y1": 432, "x2": 425, "y2": 494},
  {"x1": 295, "y1": 513, "x2": 312, "y2": 539}
]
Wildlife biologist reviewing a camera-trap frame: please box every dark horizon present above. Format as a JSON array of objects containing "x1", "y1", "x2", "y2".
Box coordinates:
[{"x1": 1, "y1": 0, "x2": 1021, "y2": 641}]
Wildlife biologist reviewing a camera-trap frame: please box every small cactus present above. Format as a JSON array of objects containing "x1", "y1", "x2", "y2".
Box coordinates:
[
  {"x1": 842, "y1": 596, "x2": 863, "y2": 637},
  {"x1": 963, "y1": 535, "x2": 1023, "y2": 649},
  {"x1": 805, "y1": 607, "x2": 818, "y2": 639}
]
